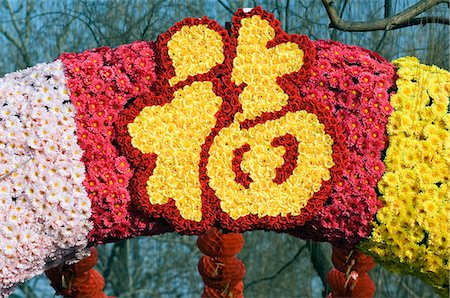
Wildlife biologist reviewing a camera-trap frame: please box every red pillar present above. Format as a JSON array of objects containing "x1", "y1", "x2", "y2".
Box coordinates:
[
  {"x1": 197, "y1": 227, "x2": 246, "y2": 298},
  {"x1": 45, "y1": 247, "x2": 113, "y2": 298},
  {"x1": 327, "y1": 246, "x2": 376, "y2": 298}
]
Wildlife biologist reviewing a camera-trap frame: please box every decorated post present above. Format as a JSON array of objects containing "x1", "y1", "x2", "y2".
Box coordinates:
[
  {"x1": 326, "y1": 246, "x2": 376, "y2": 298},
  {"x1": 45, "y1": 247, "x2": 112, "y2": 298},
  {"x1": 197, "y1": 227, "x2": 245, "y2": 298},
  {"x1": 0, "y1": 6, "x2": 448, "y2": 298}
]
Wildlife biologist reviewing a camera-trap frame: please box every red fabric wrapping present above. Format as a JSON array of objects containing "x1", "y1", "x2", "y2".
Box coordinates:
[
  {"x1": 197, "y1": 227, "x2": 244, "y2": 257},
  {"x1": 70, "y1": 270, "x2": 106, "y2": 297},
  {"x1": 45, "y1": 247, "x2": 114, "y2": 298},
  {"x1": 327, "y1": 246, "x2": 376, "y2": 298},
  {"x1": 327, "y1": 269, "x2": 375, "y2": 298},
  {"x1": 331, "y1": 247, "x2": 376, "y2": 274},
  {"x1": 198, "y1": 256, "x2": 245, "y2": 288},
  {"x1": 72, "y1": 247, "x2": 98, "y2": 275},
  {"x1": 203, "y1": 281, "x2": 244, "y2": 298},
  {"x1": 197, "y1": 228, "x2": 245, "y2": 297}
]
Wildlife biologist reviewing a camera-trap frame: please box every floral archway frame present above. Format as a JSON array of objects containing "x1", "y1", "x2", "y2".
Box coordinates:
[{"x1": 0, "y1": 7, "x2": 448, "y2": 297}]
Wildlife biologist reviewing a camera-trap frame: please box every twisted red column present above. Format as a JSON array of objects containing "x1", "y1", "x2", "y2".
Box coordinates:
[
  {"x1": 327, "y1": 246, "x2": 376, "y2": 298},
  {"x1": 45, "y1": 247, "x2": 113, "y2": 298},
  {"x1": 197, "y1": 227, "x2": 246, "y2": 298}
]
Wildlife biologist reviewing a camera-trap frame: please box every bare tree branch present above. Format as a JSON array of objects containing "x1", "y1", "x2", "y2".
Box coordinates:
[
  {"x1": 217, "y1": 0, "x2": 233, "y2": 15},
  {"x1": 285, "y1": 0, "x2": 290, "y2": 32},
  {"x1": 24, "y1": 0, "x2": 32, "y2": 46},
  {"x1": 375, "y1": 0, "x2": 393, "y2": 51},
  {"x1": 331, "y1": 0, "x2": 349, "y2": 40},
  {"x1": 2, "y1": 0, "x2": 32, "y2": 66},
  {"x1": 245, "y1": 244, "x2": 307, "y2": 290},
  {"x1": 322, "y1": 0, "x2": 450, "y2": 31}
]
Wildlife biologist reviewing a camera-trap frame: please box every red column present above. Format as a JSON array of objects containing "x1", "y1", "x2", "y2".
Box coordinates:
[
  {"x1": 197, "y1": 227, "x2": 246, "y2": 298},
  {"x1": 327, "y1": 246, "x2": 376, "y2": 298},
  {"x1": 45, "y1": 247, "x2": 113, "y2": 298}
]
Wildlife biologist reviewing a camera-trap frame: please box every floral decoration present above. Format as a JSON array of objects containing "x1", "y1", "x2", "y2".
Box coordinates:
[
  {"x1": 326, "y1": 247, "x2": 377, "y2": 298},
  {"x1": 359, "y1": 57, "x2": 450, "y2": 296},
  {"x1": 1, "y1": 6, "x2": 448, "y2": 296},
  {"x1": 0, "y1": 62, "x2": 91, "y2": 294},
  {"x1": 59, "y1": 41, "x2": 170, "y2": 244},
  {"x1": 116, "y1": 7, "x2": 348, "y2": 234},
  {"x1": 45, "y1": 247, "x2": 114, "y2": 298},
  {"x1": 197, "y1": 227, "x2": 245, "y2": 298},
  {"x1": 290, "y1": 40, "x2": 396, "y2": 247}
]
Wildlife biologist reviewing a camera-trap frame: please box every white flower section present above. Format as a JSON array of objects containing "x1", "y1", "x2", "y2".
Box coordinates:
[{"x1": 0, "y1": 61, "x2": 92, "y2": 293}]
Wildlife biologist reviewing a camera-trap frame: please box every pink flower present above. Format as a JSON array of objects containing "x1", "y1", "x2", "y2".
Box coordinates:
[
  {"x1": 116, "y1": 73, "x2": 132, "y2": 92},
  {"x1": 328, "y1": 71, "x2": 341, "y2": 88},
  {"x1": 366, "y1": 159, "x2": 384, "y2": 177},
  {"x1": 357, "y1": 72, "x2": 375, "y2": 87},
  {"x1": 134, "y1": 57, "x2": 152, "y2": 72},
  {"x1": 339, "y1": 76, "x2": 354, "y2": 91},
  {"x1": 90, "y1": 78, "x2": 106, "y2": 93},
  {"x1": 104, "y1": 83, "x2": 118, "y2": 97},
  {"x1": 87, "y1": 52, "x2": 104, "y2": 68},
  {"x1": 86, "y1": 115, "x2": 106, "y2": 134},
  {"x1": 99, "y1": 66, "x2": 117, "y2": 82},
  {"x1": 114, "y1": 156, "x2": 131, "y2": 174},
  {"x1": 317, "y1": 59, "x2": 332, "y2": 72},
  {"x1": 80, "y1": 60, "x2": 96, "y2": 75},
  {"x1": 139, "y1": 46, "x2": 155, "y2": 59}
]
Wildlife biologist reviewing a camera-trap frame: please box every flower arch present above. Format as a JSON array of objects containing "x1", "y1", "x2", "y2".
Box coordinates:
[{"x1": 0, "y1": 6, "x2": 448, "y2": 298}]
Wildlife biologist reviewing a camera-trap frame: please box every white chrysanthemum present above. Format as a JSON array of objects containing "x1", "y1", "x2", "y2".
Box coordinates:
[
  {"x1": 1, "y1": 222, "x2": 16, "y2": 238},
  {"x1": 0, "y1": 183, "x2": 12, "y2": 199},
  {"x1": 5, "y1": 209, "x2": 21, "y2": 225},
  {"x1": 0, "y1": 105, "x2": 13, "y2": 119},
  {"x1": 19, "y1": 230, "x2": 36, "y2": 243},
  {"x1": 2, "y1": 240, "x2": 17, "y2": 257},
  {"x1": 0, "y1": 61, "x2": 92, "y2": 291},
  {"x1": 60, "y1": 196, "x2": 75, "y2": 210},
  {"x1": 70, "y1": 164, "x2": 86, "y2": 184}
]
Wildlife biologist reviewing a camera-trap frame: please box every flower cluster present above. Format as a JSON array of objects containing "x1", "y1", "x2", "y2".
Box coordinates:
[
  {"x1": 128, "y1": 81, "x2": 222, "y2": 223},
  {"x1": 209, "y1": 13, "x2": 338, "y2": 223},
  {"x1": 167, "y1": 24, "x2": 225, "y2": 86},
  {"x1": 291, "y1": 40, "x2": 396, "y2": 247},
  {"x1": 360, "y1": 57, "x2": 450, "y2": 295},
  {"x1": 208, "y1": 111, "x2": 335, "y2": 220},
  {"x1": 117, "y1": 7, "x2": 347, "y2": 234},
  {"x1": 116, "y1": 17, "x2": 231, "y2": 233},
  {"x1": 59, "y1": 41, "x2": 161, "y2": 244},
  {"x1": 0, "y1": 62, "x2": 91, "y2": 292}
]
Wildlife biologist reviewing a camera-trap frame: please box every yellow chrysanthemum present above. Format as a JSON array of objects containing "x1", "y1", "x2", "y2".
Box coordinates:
[
  {"x1": 129, "y1": 81, "x2": 222, "y2": 221},
  {"x1": 231, "y1": 15, "x2": 304, "y2": 122},
  {"x1": 128, "y1": 19, "x2": 332, "y2": 223},
  {"x1": 360, "y1": 57, "x2": 450, "y2": 295},
  {"x1": 168, "y1": 25, "x2": 224, "y2": 86}
]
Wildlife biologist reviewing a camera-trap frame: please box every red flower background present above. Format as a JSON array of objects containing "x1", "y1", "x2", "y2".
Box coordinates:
[
  {"x1": 61, "y1": 7, "x2": 395, "y2": 247},
  {"x1": 290, "y1": 39, "x2": 396, "y2": 247},
  {"x1": 115, "y1": 7, "x2": 349, "y2": 235},
  {"x1": 60, "y1": 42, "x2": 172, "y2": 245}
]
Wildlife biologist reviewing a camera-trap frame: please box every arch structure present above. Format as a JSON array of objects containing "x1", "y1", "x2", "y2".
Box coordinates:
[{"x1": 0, "y1": 7, "x2": 448, "y2": 297}]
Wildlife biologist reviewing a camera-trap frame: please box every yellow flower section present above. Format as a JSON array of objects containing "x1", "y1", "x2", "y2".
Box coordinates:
[
  {"x1": 360, "y1": 57, "x2": 450, "y2": 295},
  {"x1": 208, "y1": 111, "x2": 334, "y2": 219},
  {"x1": 168, "y1": 25, "x2": 224, "y2": 86},
  {"x1": 231, "y1": 15, "x2": 304, "y2": 122},
  {"x1": 128, "y1": 81, "x2": 222, "y2": 221}
]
